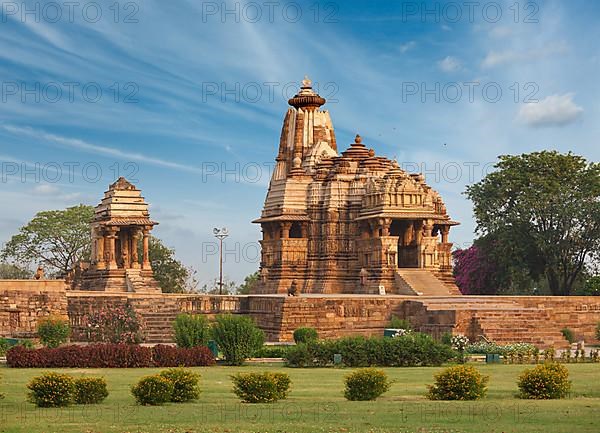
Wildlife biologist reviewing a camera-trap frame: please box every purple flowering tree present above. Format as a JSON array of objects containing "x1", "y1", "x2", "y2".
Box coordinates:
[{"x1": 453, "y1": 245, "x2": 503, "y2": 295}]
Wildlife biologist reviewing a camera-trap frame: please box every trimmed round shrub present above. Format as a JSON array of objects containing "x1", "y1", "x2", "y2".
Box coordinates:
[
  {"x1": 427, "y1": 365, "x2": 489, "y2": 401},
  {"x1": 159, "y1": 368, "x2": 201, "y2": 402},
  {"x1": 344, "y1": 368, "x2": 391, "y2": 401},
  {"x1": 27, "y1": 372, "x2": 74, "y2": 407},
  {"x1": 73, "y1": 377, "x2": 109, "y2": 404},
  {"x1": 173, "y1": 314, "x2": 211, "y2": 348},
  {"x1": 131, "y1": 375, "x2": 174, "y2": 405},
  {"x1": 388, "y1": 316, "x2": 411, "y2": 330},
  {"x1": 254, "y1": 345, "x2": 290, "y2": 358},
  {"x1": 37, "y1": 315, "x2": 70, "y2": 348},
  {"x1": 0, "y1": 338, "x2": 10, "y2": 356},
  {"x1": 211, "y1": 315, "x2": 265, "y2": 366},
  {"x1": 517, "y1": 363, "x2": 571, "y2": 399},
  {"x1": 293, "y1": 327, "x2": 318, "y2": 344},
  {"x1": 231, "y1": 372, "x2": 291, "y2": 403}
]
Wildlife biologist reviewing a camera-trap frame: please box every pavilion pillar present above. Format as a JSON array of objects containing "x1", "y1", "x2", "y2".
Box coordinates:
[
  {"x1": 120, "y1": 229, "x2": 130, "y2": 268},
  {"x1": 131, "y1": 228, "x2": 140, "y2": 269},
  {"x1": 95, "y1": 228, "x2": 105, "y2": 270},
  {"x1": 106, "y1": 227, "x2": 118, "y2": 270},
  {"x1": 142, "y1": 227, "x2": 151, "y2": 270}
]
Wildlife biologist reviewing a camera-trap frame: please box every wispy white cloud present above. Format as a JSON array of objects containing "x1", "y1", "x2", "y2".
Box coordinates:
[
  {"x1": 482, "y1": 41, "x2": 569, "y2": 68},
  {"x1": 1, "y1": 125, "x2": 204, "y2": 173},
  {"x1": 517, "y1": 93, "x2": 584, "y2": 127},
  {"x1": 438, "y1": 56, "x2": 462, "y2": 72},
  {"x1": 399, "y1": 41, "x2": 417, "y2": 53}
]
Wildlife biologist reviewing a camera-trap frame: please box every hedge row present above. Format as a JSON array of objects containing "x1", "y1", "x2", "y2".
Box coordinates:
[
  {"x1": 7, "y1": 344, "x2": 215, "y2": 368},
  {"x1": 285, "y1": 334, "x2": 455, "y2": 367}
]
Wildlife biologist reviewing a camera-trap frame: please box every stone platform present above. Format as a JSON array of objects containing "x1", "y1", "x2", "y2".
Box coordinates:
[
  {"x1": 2, "y1": 280, "x2": 600, "y2": 349},
  {"x1": 66, "y1": 292, "x2": 600, "y2": 348}
]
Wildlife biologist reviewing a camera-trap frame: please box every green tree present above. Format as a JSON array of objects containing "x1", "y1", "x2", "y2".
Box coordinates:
[
  {"x1": 0, "y1": 263, "x2": 33, "y2": 279},
  {"x1": 211, "y1": 314, "x2": 265, "y2": 365},
  {"x1": 201, "y1": 277, "x2": 237, "y2": 294},
  {"x1": 142, "y1": 236, "x2": 198, "y2": 293},
  {"x1": 1, "y1": 205, "x2": 94, "y2": 276},
  {"x1": 237, "y1": 271, "x2": 260, "y2": 294},
  {"x1": 466, "y1": 151, "x2": 600, "y2": 295}
]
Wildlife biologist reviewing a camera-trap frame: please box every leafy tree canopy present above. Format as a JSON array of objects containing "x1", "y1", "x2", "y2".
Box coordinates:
[
  {"x1": 1, "y1": 204, "x2": 93, "y2": 276},
  {"x1": 466, "y1": 151, "x2": 600, "y2": 295},
  {"x1": 237, "y1": 271, "x2": 260, "y2": 294},
  {"x1": 1, "y1": 205, "x2": 197, "y2": 291},
  {"x1": 140, "y1": 236, "x2": 198, "y2": 293},
  {"x1": 0, "y1": 262, "x2": 33, "y2": 279}
]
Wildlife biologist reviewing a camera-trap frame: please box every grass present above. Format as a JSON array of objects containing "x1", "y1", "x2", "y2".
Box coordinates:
[{"x1": 0, "y1": 363, "x2": 599, "y2": 433}]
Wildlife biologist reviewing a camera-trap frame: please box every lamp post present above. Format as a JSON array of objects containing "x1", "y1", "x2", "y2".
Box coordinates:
[{"x1": 213, "y1": 227, "x2": 229, "y2": 295}]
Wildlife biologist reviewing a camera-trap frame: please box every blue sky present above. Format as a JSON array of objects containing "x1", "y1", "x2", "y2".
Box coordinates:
[{"x1": 1, "y1": 0, "x2": 599, "y2": 287}]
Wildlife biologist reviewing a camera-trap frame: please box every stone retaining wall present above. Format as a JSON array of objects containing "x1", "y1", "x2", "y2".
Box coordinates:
[
  {"x1": 2, "y1": 280, "x2": 600, "y2": 348},
  {"x1": 0, "y1": 280, "x2": 68, "y2": 338}
]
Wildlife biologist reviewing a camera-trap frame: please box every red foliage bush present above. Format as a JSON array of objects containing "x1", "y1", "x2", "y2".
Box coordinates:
[
  {"x1": 152, "y1": 344, "x2": 216, "y2": 367},
  {"x1": 7, "y1": 344, "x2": 215, "y2": 368}
]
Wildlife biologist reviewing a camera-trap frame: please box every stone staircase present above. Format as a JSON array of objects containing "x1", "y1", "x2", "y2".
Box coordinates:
[
  {"x1": 395, "y1": 269, "x2": 461, "y2": 296},
  {"x1": 403, "y1": 297, "x2": 569, "y2": 348},
  {"x1": 129, "y1": 296, "x2": 181, "y2": 344},
  {"x1": 471, "y1": 309, "x2": 568, "y2": 348},
  {"x1": 125, "y1": 269, "x2": 162, "y2": 293}
]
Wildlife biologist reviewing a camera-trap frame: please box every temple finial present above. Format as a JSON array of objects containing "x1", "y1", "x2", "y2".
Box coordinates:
[
  {"x1": 288, "y1": 75, "x2": 325, "y2": 109},
  {"x1": 302, "y1": 75, "x2": 312, "y2": 88}
]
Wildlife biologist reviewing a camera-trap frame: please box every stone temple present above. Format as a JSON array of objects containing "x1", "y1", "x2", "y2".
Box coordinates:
[
  {"x1": 254, "y1": 77, "x2": 459, "y2": 296},
  {"x1": 2, "y1": 79, "x2": 600, "y2": 349}
]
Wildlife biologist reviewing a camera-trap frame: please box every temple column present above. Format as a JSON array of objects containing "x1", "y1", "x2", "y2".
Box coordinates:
[
  {"x1": 142, "y1": 227, "x2": 151, "y2": 270},
  {"x1": 403, "y1": 222, "x2": 414, "y2": 245},
  {"x1": 441, "y1": 226, "x2": 450, "y2": 244},
  {"x1": 370, "y1": 220, "x2": 380, "y2": 238},
  {"x1": 300, "y1": 222, "x2": 308, "y2": 238},
  {"x1": 280, "y1": 222, "x2": 291, "y2": 239},
  {"x1": 414, "y1": 220, "x2": 424, "y2": 244},
  {"x1": 423, "y1": 220, "x2": 434, "y2": 237},
  {"x1": 380, "y1": 218, "x2": 391, "y2": 236},
  {"x1": 262, "y1": 224, "x2": 271, "y2": 241}
]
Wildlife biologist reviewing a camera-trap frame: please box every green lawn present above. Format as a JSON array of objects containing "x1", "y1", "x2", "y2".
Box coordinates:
[{"x1": 0, "y1": 363, "x2": 599, "y2": 433}]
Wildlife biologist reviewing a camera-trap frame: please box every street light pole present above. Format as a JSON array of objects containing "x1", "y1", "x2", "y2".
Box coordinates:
[{"x1": 213, "y1": 227, "x2": 229, "y2": 295}]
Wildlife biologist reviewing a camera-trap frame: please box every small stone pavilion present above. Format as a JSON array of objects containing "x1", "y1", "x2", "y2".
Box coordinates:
[
  {"x1": 253, "y1": 78, "x2": 460, "y2": 295},
  {"x1": 73, "y1": 177, "x2": 161, "y2": 292}
]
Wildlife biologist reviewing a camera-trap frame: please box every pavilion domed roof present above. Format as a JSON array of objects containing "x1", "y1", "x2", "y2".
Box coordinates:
[{"x1": 93, "y1": 177, "x2": 157, "y2": 226}]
